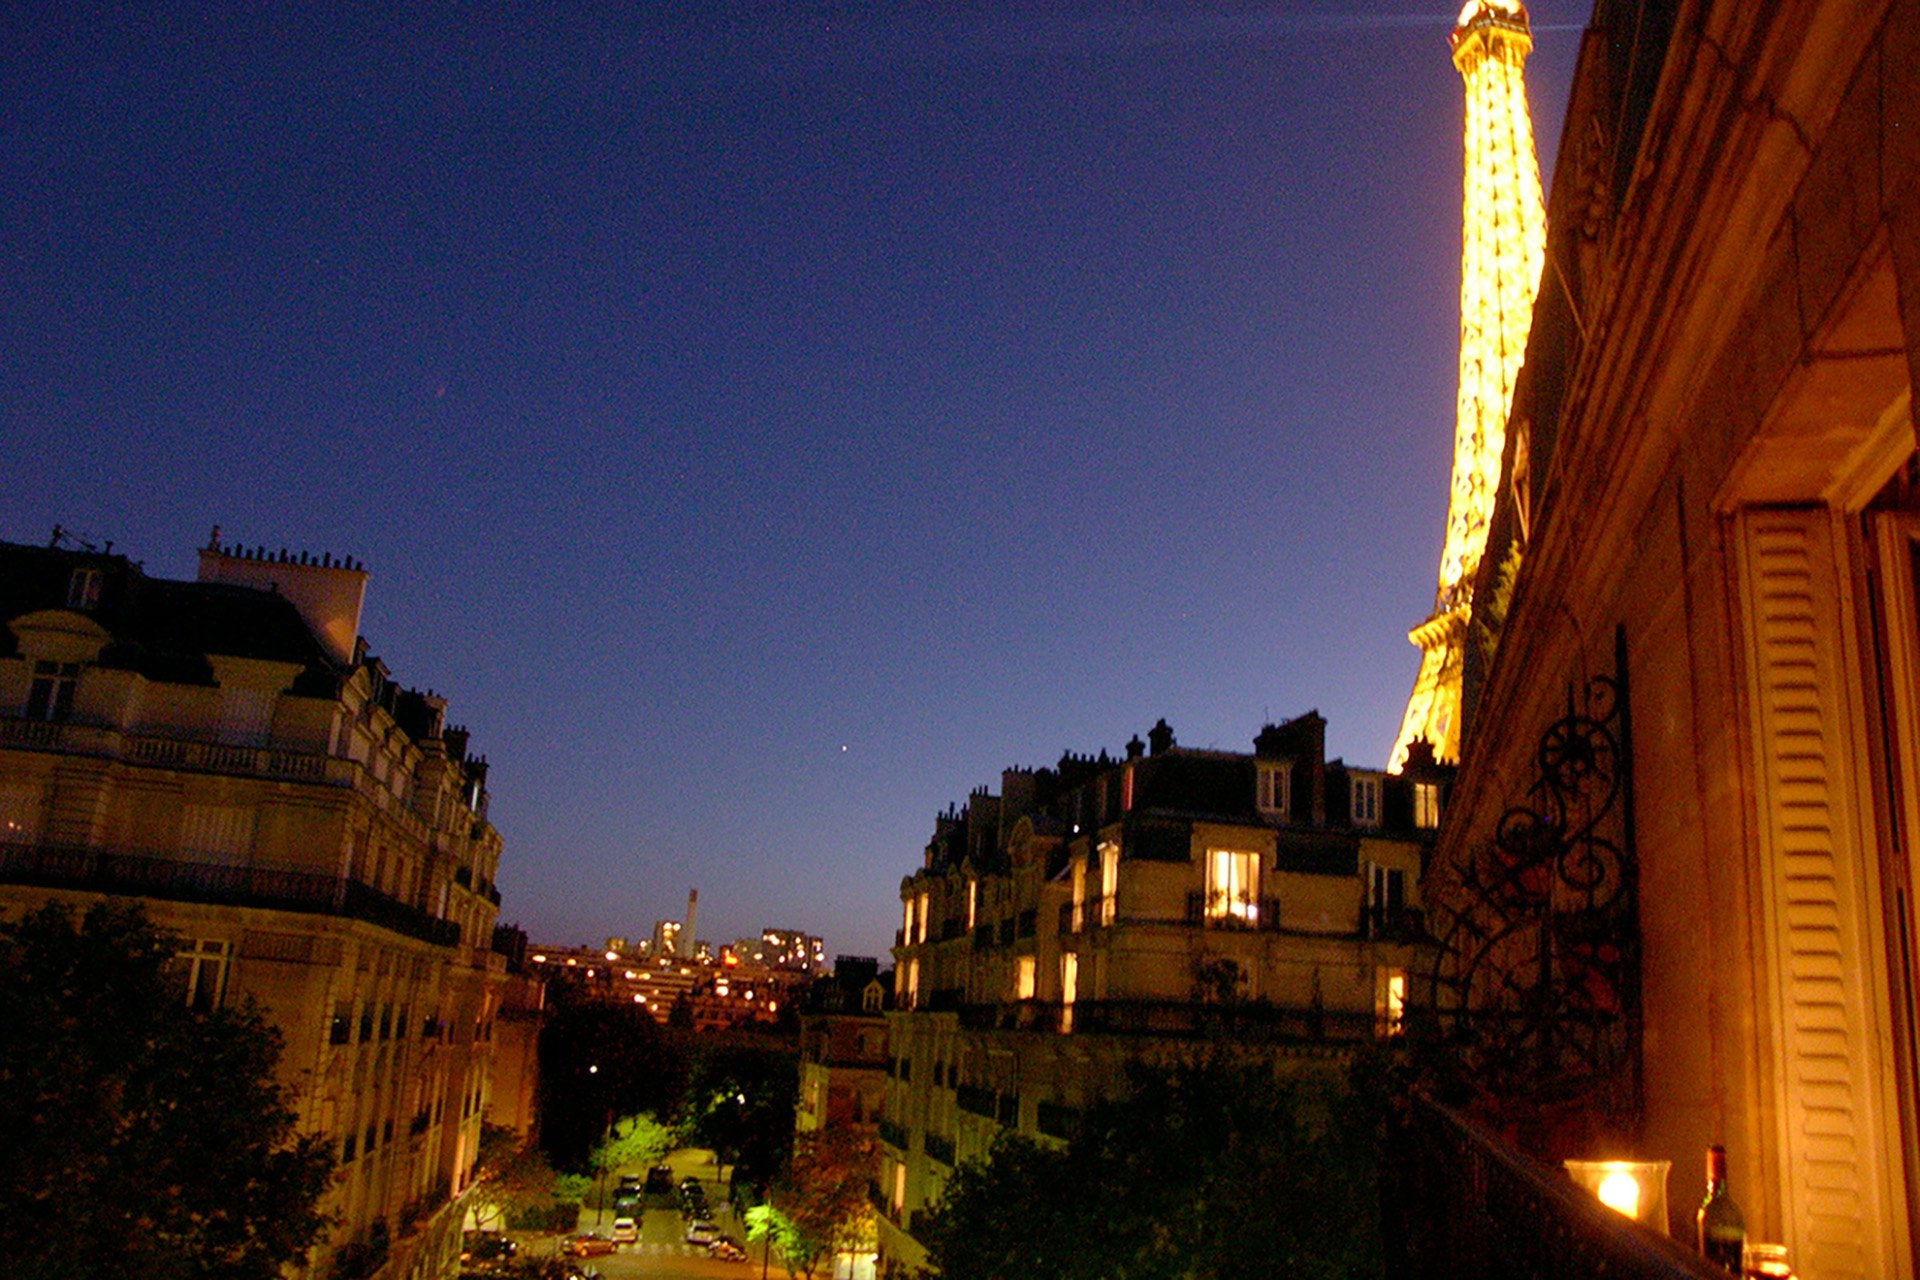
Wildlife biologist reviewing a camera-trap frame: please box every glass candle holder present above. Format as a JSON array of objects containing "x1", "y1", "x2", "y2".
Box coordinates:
[
  {"x1": 1563, "y1": 1158, "x2": 1672, "y2": 1235},
  {"x1": 1742, "y1": 1242, "x2": 1794, "y2": 1279}
]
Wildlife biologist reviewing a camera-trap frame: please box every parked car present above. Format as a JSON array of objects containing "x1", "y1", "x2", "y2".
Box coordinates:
[
  {"x1": 460, "y1": 1231, "x2": 517, "y2": 1264},
  {"x1": 564, "y1": 1233, "x2": 616, "y2": 1258},
  {"x1": 611, "y1": 1192, "x2": 641, "y2": 1218},
  {"x1": 684, "y1": 1220, "x2": 719, "y2": 1247},
  {"x1": 709, "y1": 1235, "x2": 748, "y2": 1262},
  {"x1": 610, "y1": 1217, "x2": 639, "y2": 1244},
  {"x1": 645, "y1": 1165, "x2": 675, "y2": 1195}
]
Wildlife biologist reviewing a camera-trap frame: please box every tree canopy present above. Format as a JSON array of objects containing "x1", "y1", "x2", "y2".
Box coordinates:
[
  {"x1": 537, "y1": 993, "x2": 687, "y2": 1169},
  {"x1": 0, "y1": 901, "x2": 334, "y2": 1280},
  {"x1": 471, "y1": 1123, "x2": 564, "y2": 1232},
  {"x1": 766, "y1": 1126, "x2": 878, "y2": 1279},
  {"x1": 592, "y1": 1111, "x2": 674, "y2": 1175},
  {"x1": 681, "y1": 1043, "x2": 797, "y2": 1191},
  {"x1": 920, "y1": 1055, "x2": 1387, "y2": 1280}
]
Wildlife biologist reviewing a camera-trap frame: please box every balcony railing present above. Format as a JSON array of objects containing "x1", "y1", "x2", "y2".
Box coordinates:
[
  {"x1": 924, "y1": 1132, "x2": 955, "y2": 1166},
  {"x1": 1390, "y1": 1094, "x2": 1725, "y2": 1280},
  {"x1": 1361, "y1": 904, "x2": 1427, "y2": 940},
  {"x1": 1184, "y1": 892, "x2": 1284, "y2": 930},
  {"x1": 953, "y1": 997, "x2": 1380, "y2": 1042},
  {"x1": 0, "y1": 843, "x2": 461, "y2": 947}
]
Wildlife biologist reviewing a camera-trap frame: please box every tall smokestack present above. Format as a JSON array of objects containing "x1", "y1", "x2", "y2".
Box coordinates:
[{"x1": 683, "y1": 888, "x2": 698, "y2": 959}]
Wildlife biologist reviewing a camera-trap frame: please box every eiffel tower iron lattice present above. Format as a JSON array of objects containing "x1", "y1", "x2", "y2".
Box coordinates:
[{"x1": 1390, "y1": 0, "x2": 1546, "y2": 772}]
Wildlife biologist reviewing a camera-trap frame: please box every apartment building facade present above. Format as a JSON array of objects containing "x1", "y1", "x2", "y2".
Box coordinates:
[
  {"x1": 876, "y1": 714, "x2": 1447, "y2": 1276},
  {"x1": 0, "y1": 534, "x2": 512, "y2": 1280}
]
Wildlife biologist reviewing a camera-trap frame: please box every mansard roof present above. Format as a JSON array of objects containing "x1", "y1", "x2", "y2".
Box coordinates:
[{"x1": 0, "y1": 540, "x2": 336, "y2": 684}]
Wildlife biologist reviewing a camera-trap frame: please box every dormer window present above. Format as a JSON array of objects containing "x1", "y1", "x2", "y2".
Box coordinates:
[
  {"x1": 1351, "y1": 774, "x2": 1382, "y2": 827},
  {"x1": 66, "y1": 568, "x2": 102, "y2": 610},
  {"x1": 26, "y1": 661, "x2": 79, "y2": 722},
  {"x1": 1257, "y1": 763, "x2": 1290, "y2": 816}
]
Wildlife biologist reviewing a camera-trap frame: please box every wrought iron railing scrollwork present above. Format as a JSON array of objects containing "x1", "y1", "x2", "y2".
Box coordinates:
[
  {"x1": 1423, "y1": 628, "x2": 1640, "y2": 1118},
  {"x1": 1389, "y1": 1093, "x2": 1723, "y2": 1280}
]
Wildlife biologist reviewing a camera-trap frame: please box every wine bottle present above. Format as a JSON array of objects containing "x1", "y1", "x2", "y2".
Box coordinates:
[{"x1": 1696, "y1": 1145, "x2": 1746, "y2": 1273}]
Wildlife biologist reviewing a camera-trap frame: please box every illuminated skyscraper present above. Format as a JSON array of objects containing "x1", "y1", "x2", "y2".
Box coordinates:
[{"x1": 1390, "y1": 0, "x2": 1546, "y2": 772}]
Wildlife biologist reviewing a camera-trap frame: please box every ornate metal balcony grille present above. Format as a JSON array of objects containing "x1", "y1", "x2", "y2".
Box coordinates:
[{"x1": 1423, "y1": 629, "x2": 1640, "y2": 1127}]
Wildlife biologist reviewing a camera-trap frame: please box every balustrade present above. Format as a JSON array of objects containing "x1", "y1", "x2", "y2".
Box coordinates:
[
  {"x1": 0, "y1": 842, "x2": 459, "y2": 947},
  {"x1": 1389, "y1": 1095, "x2": 1724, "y2": 1280}
]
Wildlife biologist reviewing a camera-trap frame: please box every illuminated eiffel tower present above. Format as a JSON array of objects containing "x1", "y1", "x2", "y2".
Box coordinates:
[{"x1": 1389, "y1": 0, "x2": 1546, "y2": 772}]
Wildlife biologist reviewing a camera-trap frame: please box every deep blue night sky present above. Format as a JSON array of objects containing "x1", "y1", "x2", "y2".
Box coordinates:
[{"x1": 1, "y1": 3, "x2": 1579, "y2": 956}]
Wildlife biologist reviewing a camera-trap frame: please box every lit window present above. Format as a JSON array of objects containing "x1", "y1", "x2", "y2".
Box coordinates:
[
  {"x1": 1377, "y1": 967, "x2": 1407, "y2": 1037},
  {"x1": 1060, "y1": 953, "x2": 1078, "y2": 1033},
  {"x1": 1099, "y1": 842, "x2": 1119, "y2": 926},
  {"x1": 1351, "y1": 775, "x2": 1382, "y2": 827},
  {"x1": 966, "y1": 879, "x2": 977, "y2": 930},
  {"x1": 1121, "y1": 765, "x2": 1135, "y2": 812},
  {"x1": 1206, "y1": 849, "x2": 1260, "y2": 923},
  {"x1": 1014, "y1": 955, "x2": 1036, "y2": 1001},
  {"x1": 916, "y1": 892, "x2": 930, "y2": 944},
  {"x1": 66, "y1": 568, "x2": 102, "y2": 610},
  {"x1": 25, "y1": 661, "x2": 79, "y2": 722},
  {"x1": 1414, "y1": 782, "x2": 1442, "y2": 829},
  {"x1": 1257, "y1": 764, "x2": 1290, "y2": 816},
  {"x1": 906, "y1": 958, "x2": 919, "y2": 1008},
  {"x1": 891, "y1": 1160, "x2": 906, "y2": 1214},
  {"x1": 177, "y1": 938, "x2": 229, "y2": 1012},
  {"x1": 1070, "y1": 859, "x2": 1086, "y2": 932},
  {"x1": 903, "y1": 897, "x2": 914, "y2": 941}
]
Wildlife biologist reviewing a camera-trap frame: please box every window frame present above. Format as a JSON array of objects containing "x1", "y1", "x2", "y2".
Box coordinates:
[{"x1": 1205, "y1": 848, "x2": 1261, "y2": 923}]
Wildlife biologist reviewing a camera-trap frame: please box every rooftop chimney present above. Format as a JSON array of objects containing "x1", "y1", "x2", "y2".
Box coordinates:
[
  {"x1": 1147, "y1": 718, "x2": 1176, "y2": 756},
  {"x1": 197, "y1": 533, "x2": 368, "y2": 667}
]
